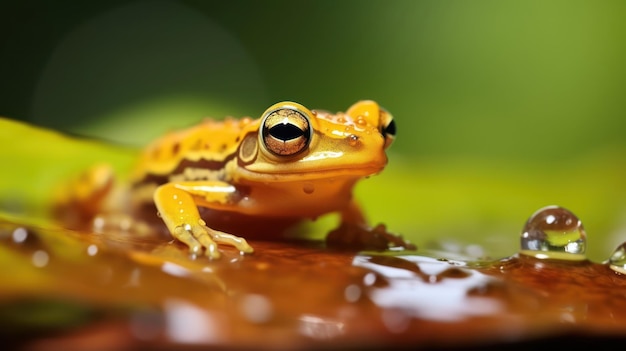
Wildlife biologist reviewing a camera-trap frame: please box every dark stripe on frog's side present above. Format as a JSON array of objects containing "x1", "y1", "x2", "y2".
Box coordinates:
[{"x1": 133, "y1": 154, "x2": 237, "y2": 188}]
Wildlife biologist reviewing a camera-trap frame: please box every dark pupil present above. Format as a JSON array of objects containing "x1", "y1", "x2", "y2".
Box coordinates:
[
  {"x1": 384, "y1": 120, "x2": 396, "y2": 137},
  {"x1": 269, "y1": 123, "x2": 304, "y2": 141}
]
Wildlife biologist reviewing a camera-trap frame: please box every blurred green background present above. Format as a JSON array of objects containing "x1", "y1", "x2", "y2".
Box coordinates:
[{"x1": 1, "y1": 0, "x2": 625, "y2": 261}]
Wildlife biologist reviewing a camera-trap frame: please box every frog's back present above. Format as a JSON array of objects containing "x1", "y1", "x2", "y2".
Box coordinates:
[{"x1": 129, "y1": 117, "x2": 256, "y2": 185}]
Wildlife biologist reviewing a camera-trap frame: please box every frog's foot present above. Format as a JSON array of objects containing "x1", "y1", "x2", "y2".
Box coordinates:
[
  {"x1": 326, "y1": 222, "x2": 416, "y2": 252},
  {"x1": 172, "y1": 219, "x2": 254, "y2": 259}
]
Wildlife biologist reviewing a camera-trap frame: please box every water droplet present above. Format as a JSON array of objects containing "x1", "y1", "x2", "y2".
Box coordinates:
[
  {"x1": 163, "y1": 299, "x2": 220, "y2": 344},
  {"x1": 520, "y1": 205, "x2": 586, "y2": 261},
  {"x1": 239, "y1": 294, "x2": 272, "y2": 324},
  {"x1": 93, "y1": 216, "x2": 105, "y2": 233},
  {"x1": 161, "y1": 262, "x2": 190, "y2": 278},
  {"x1": 12, "y1": 227, "x2": 28, "y2": 243},
  {"x1": 32, "y1": 250, "x2": 49, "y2": 268},
  {"x1": 302, "y1": 182, "x2": 315, "y2": 194},
  {"x1": 348, "y1": 134, "x2": 359, "y2": 146},
  {"x1": 344, "y1": 284, "x2": 361, "y2": 303},
  {"x1": 363, "y1": 273, "x2": 376, "y2": 286},
  {"x1": 87, "y1": 244, "x2": 99, "y2": 256},
  {"x1": 608, "y1": 242, "x2": 626, "y2": 274}
]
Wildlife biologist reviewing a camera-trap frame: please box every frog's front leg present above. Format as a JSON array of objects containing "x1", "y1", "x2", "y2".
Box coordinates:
[
  {"x1": 326, "y1": 200, "x2": 416, "y2": 251},
  {"x1": 153, "y1": 181, "x2": 254, "y2": 259}
]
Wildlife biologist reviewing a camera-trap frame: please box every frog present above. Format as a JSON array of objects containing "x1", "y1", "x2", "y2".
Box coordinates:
[{"x1": 51, "y1": 100, "x2": 413, "y2": 259}]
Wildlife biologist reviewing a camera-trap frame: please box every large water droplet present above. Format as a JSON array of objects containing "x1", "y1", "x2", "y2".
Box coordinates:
[
  {"x1": 520, "y1": 205, "x2": 586, "y2": 261},
  {"x1": 608, "y1": 242, "x2": 626, "y2": 274}
]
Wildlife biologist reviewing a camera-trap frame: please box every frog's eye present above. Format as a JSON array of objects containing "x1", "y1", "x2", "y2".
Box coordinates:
[
  {"x1": 381, "y1": 110, "x2": 396, "y2": 149},
  {"x1": 261, "y1": 106, "x2": 312, "y2": 156}
]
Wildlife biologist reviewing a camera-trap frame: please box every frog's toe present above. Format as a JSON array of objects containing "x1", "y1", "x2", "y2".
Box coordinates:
[
  {"x1": 212, "y1": 232, "x2": 254, "y2": 254},
  {"x1": 173, "y1": 225, "x2": 211, "y2": 257},
  {"x1": 199, "y1": 223, "x2": 254, "y2": 255},
  {"x1": 190, "y1": 224, "x2": 221, "y2": 259}
]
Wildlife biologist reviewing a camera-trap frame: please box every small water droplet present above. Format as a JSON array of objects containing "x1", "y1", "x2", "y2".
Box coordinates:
[
  {"x1": 363, "y1": 273, "x2": 376, "y2": 286},
  {"x1": 12, "y1": 227, "x2": 28, "y2": 243},
  {"x1": 93, "y1": 216, "x2": 105, "y2": 233},
  {"x1": 344, "y1": 284, "x2": 362, "y2": 303},
  {"x1": 520, "y1": 205, "x2": 586, "y2": 261},
  {"x1": 87, "y1": 244, "x2": 99, "y2": 256},
  {"x1": 608, "y1": 242, "x2": 626, "y2": 274},
  {"x1": 348, "y1": 134, "x2": 359, "y2": 146},
  {"x1": 302, "y1": 182, "x2": 315, "y2": 194},
  {"x1": 239, "y1": 294, "x2": 272, "y2": 324},
  {"x1": 32, "y1": 250, "x2": 49, "y2": 268}
]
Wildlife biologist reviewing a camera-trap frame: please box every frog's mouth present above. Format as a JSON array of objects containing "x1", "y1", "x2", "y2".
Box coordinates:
[
  {"x1": 241, "y1": 147, "x2": 388, "y2": 182},
  {"x1": 239, "y1": 164, "x2": 386, "y2": 183}
]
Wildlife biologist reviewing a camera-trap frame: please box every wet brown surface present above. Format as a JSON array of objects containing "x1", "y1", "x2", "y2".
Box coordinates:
[{"x1": 1, "y1": 218, "x2": 626, "y2": 351}]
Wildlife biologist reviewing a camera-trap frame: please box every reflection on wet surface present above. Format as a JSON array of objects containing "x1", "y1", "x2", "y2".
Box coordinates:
[
  {"x1": 354, "y1": 255, "x2": 501, "y2": 323},
  {"x1": 1, "y1": 216, "x2": 626, "y2": 350}
]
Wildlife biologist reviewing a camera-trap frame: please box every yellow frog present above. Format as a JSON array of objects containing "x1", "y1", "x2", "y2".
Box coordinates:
[{"x1": 52, "y1": 101, "x2": 412, "y2": 259}]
